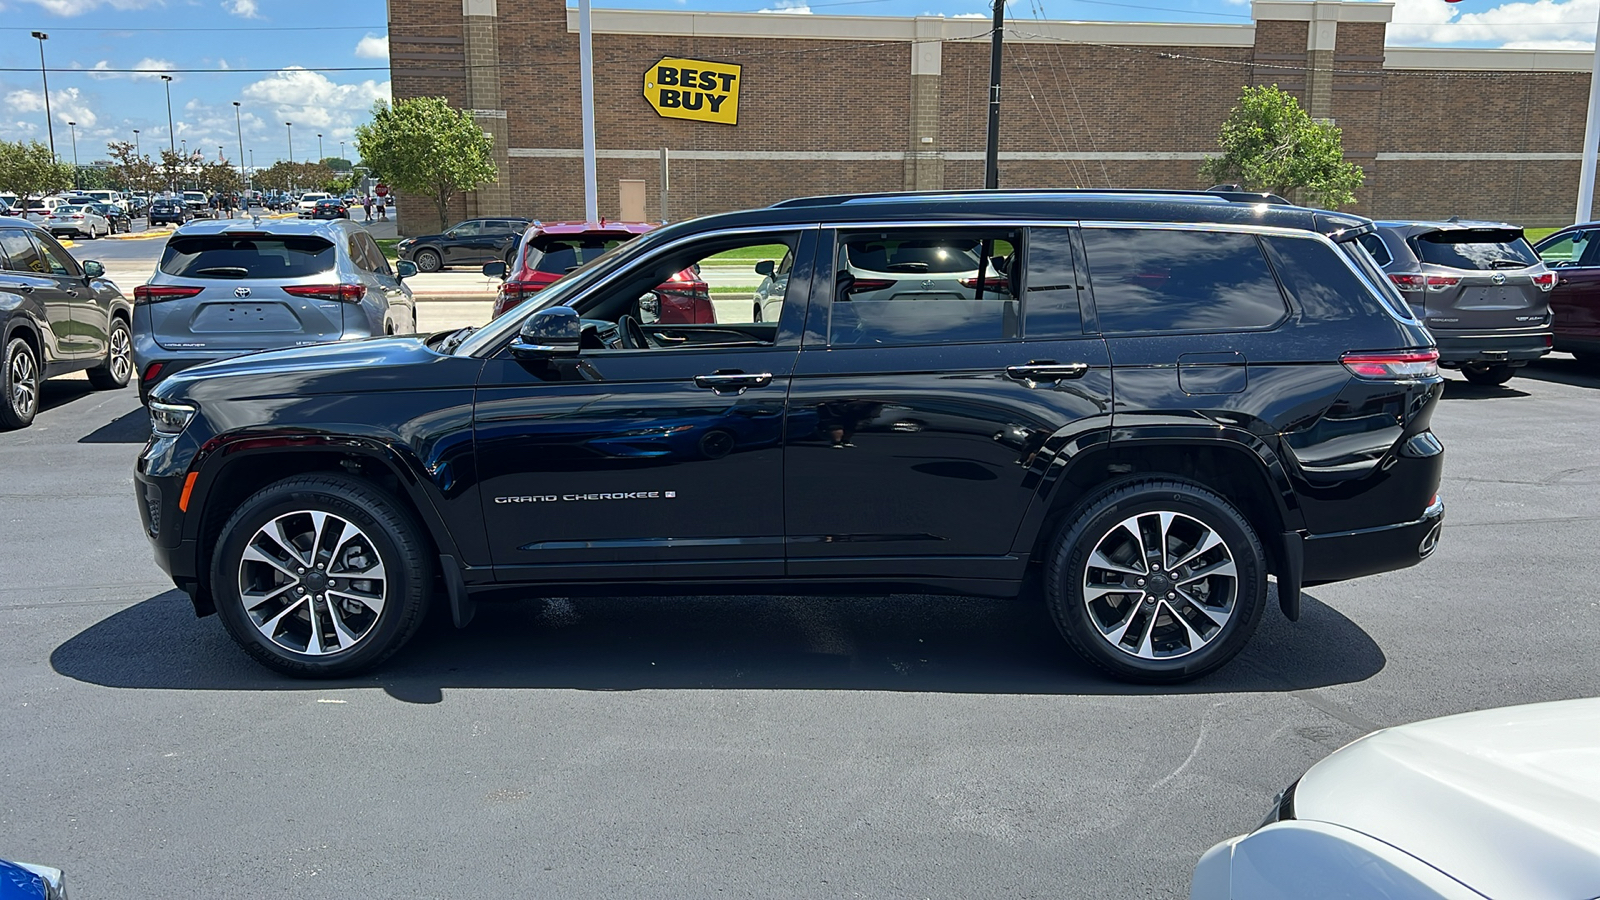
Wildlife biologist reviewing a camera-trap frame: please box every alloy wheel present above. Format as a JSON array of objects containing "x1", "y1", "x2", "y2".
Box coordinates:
[
  {"x1": 9, "y1": 345, "x2": 37, "y2": 418},
  {"x1": 1081, "y1": 510, "x2": 1237, "y2": 660},
  {"x1": 236, "y1": 510, "x2": 389, "y2": 656},
  {"x1": 108, "y1": 326, "x2": 132, "y2": 383}
]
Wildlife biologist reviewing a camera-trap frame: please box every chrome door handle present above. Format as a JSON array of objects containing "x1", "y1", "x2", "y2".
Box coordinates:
[
  {"x1": 1005, "y1": 361, "x2": 1089, "y2": 383},
  {"x1": 693, "y1": 371, "x2": 773, "y2": 394}
]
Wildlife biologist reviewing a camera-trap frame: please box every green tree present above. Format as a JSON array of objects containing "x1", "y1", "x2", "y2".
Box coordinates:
[
  {"x1": 320, "y1": 157, "x2": 354, "y2": 173},
  {"x1": 157, "y1": 148, "x2": 190, "y2": 192},
  {"x1": 197, "y1": 158, "x2": 244, "y2": 195},
  {"x1": 356, "y1": 97, "x2": 496, "y2": 231},
  {"x1": 106, "y1": 141, "x2": 161, "y2": 197},
  {"x1": 0, "y1": 140, "x2": 73, "y2": 202},
  {"x1": 1199, "y1": 85, "x2": 1364, "y2": 209}
]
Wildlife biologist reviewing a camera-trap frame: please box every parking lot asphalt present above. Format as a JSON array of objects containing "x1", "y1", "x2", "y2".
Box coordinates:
[{"x1": 3, "y1": 341, "x2": 1598, "y2": 896}]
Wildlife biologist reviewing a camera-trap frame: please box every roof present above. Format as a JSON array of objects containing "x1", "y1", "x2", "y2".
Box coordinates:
[
  {"x1": 1294, "y1": 698, "x2": 1600, "y2": 900},
  {"x1": 647, "y1": 190, "x2": 1369, "y2": 238},
  {"x1": 529, "y1": 220, "x2": 655, "y2": 236},
  {"x1": 1376, "y1": 219, "x2": 1523, "y2": 233},
  {"x1": 171, "y1": 217, "x2": 355, "y2": 237}
]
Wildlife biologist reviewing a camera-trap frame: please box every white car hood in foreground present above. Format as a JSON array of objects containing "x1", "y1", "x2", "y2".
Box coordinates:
[{"x1": 1294, "y1": 697, "x2": 1600, "y2": 900}]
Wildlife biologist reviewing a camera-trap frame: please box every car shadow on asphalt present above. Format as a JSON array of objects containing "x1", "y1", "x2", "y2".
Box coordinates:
[
  {"x1": 1521, "y1": 356, "x2": 1600, "y2": 390},
  {"x1": 37, "y1": 379, "x2": 96, "y2": 414},
  {"x1": 51, "y1": 586, "x2": 1384, "y2": 702},
  {"x1": 78, "y1": 408, "x2": 150, "y2": 443},
  {"x1": 1439, "y1": 378, "x2": 1532, "y2": 400}
]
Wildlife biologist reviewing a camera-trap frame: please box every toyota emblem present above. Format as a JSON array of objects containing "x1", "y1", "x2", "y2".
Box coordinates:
[
  {"x1": 1491, "y1": 274, "x2": 1506, "y2": 286},
  {"x1": 234, "y1": 286, "x2": 252, "y2": 298}
]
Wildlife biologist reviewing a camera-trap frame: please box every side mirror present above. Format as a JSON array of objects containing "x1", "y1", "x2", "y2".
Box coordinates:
[
  {"x1": 482, "y1": 261, "x2": 507, "y2": 279},
  {"x1": 396, "y1": 260, "x2": 418, "y2": 280},
  {"x1": 510, "y1": 306, "x2": 583, "y2": 360},
  {"x1": 444, "y1": 231, "x2": 458, "y2": 240},
  {"x1": 82, "y1": 260, "x2": 105, "y2": 278},
  {"x1": 638, "y1": 291, "x2": 661, "y2": 324},
  {"x1": 754, "y1": 259, "x2": 775, "y2": 278}
]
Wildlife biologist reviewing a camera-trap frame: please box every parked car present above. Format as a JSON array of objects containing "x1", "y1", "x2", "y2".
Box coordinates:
[
  {"x1": 0, "y1": 856, "x2": 67, "y2": 899},
  {"x1": 132, "y1": 217, "x2": 418, "y2": 403},
  {"x1": 1360, "y1": 220, "x2": 1553, "y2": 385},
  {"x1": 148, "y1": 198, "x2": 188, "y2": 227},
  {"x1": 182, "y1": 191, "x2": 211, "y2": 220},
  {"x1": 1532, "y1": 223, "x2": 1600, "y2": 365},
  {"x1": 17, "y1": 197, "x2": 67, "y2": 224},
  {"x1": 311, "y1": 198, "x2": 348, "y2": 220},
  {"x1": 87, "y1": 202, "x2": 132, "y2": 234},
  {"x1": 1192, "y1": 698, "x2": 1600, "y2": 900},
  {"x1": 397, "y1": 217, "x2": 531, "y2": 273},
  {"x1": 486, "y1": 221, "x2": 711, "y2": 323},
  {"x1": 295, "y1": 192, "x2": 332, "y2": 218},
  {"x1": 0, "y1": 217, "x2": 134, "y2": 429},
  {"x1": 79, "y1": 188, "x2": 125, "y2": 211},
  {"x1": 135, "y1": 188, "x2": 1445, "y2": 680},
  {"x1": 43, "y1": 204, "x2": 110, "y2": 240}
]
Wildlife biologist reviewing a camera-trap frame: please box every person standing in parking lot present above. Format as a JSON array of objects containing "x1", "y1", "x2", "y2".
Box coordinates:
[{"x1": 362, "y1": 195, "x2": 373, "y2": 223}]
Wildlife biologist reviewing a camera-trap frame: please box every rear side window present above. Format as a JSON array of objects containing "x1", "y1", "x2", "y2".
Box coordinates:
[
  {"x1": 529, "y1": 237, "x2": 627, "y2": 275},
  {"x1": 0, "y1": 230, "x2": 42, "y2": 273},
  {"x1": 160, "y1": 236, "x2": 337, "y2": 279},
  {"x1": 1081, "y1": 228, "x2": 1287, "y2": 334},
  {"x1": 1264, "y1": 235, "x2": 1400, "y2": 322},
  {"x1": 1413, "y1": 229, "x2": 1537, "y2": 270},
  {"x1": 1357, "y1": 233, "x2": 1392, "y2": 267},
  {"x1": 1536, "y1": 230, "x2": 1596, "y2": 267},
  {"x1": 1023, "y1": 227, "x2": 1083, "y2": 337},
  {"x1": 830, "y1": 228, "x2": 1020, "y2": 346}
]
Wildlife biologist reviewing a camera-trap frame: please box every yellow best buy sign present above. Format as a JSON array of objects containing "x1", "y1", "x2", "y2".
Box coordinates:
[{"x1": 644, "y1": 58, "x2": 742, "y2": 126}]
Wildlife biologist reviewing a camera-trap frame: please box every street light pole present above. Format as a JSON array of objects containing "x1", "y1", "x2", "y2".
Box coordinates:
[
  {"x1": 31, "y1": 32, "x2": 55, "y2": 161},
  {"x1": 1577, "y1": 10, "x2": 1600, "y2": 224},
  {"x1": 67, "y1": 121, "x2": 78, "y2": 187},
  {"x1": 578, "y1": 0, "x2": 598, "y2": 222},
  {"x1": 133, "y1": 129, "x2": 140, "y2": 157},
  {"x1": 160, "y1": 75, "x2": 176, "y2": 154},
  {"x1": 317, "y1": 133, "x2": 323, "y2": 163},
  {"x1": 233, "y1": 101, "x2": 246, "y2": 188},
  {"x1": 285, "y1": 122, "x2": 294, "y2": 194}
]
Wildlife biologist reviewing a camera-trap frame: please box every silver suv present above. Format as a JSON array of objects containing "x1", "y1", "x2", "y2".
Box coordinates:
[
  {"x1": 1361, "y1": 220, "x2": 1554, "y2": 385},
  {"x1": 132, "y1": 218, "x2": 418, "y2": 402}
]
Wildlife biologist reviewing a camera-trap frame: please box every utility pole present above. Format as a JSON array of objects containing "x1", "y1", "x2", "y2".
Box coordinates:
[
  {"x1": 1578, "y1": 9, "x2": 1600, "y2": 224},
  {"x1": 578, "y1": 0, "x2": 599, "y2": 222},
  {"x1": 31, "y1": 32, "x2": 55, "y2": 161},
  {"x1": 67, "y1": 121, "x2": 78, "y2": 187},
  {"x1": 984, "y1": 0, "x2": 1004, "y2": 189}
]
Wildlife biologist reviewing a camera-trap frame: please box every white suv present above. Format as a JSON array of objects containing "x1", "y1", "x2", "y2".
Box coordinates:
[{"x1": 296, "y1": 192, "x2": 331, "y2": 218}]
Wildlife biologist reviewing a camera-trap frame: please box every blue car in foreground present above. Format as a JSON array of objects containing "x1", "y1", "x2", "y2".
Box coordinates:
[{"x1": 0, "y1": 858, "x2": 65, "y2": 900}]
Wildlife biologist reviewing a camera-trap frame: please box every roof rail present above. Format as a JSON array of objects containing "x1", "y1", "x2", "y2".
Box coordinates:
[{"x1": 769, "y1": 187, "x2": 1292, "y2": 209}]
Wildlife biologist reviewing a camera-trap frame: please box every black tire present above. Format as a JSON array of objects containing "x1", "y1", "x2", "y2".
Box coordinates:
[
  {"x1": 1044, "y1": 479, "x2": 1268, "y2": 683},
  {"x1": 87, "y1": 316, "x2": 133, "y2": 390},
  {"x1": 752, "y1": 303, "x2": 763, "y2": 323},
  {"x1": 414, "y1": 249, "x2": 442, "y2": 273},
  {"x1": 1462, "y1": 363, "x2": 1515, "y2": 386},
  {"x1": 1, "y1": 336, "x2": 40, "y2": 430},
  {"x1": 210, "y1": 474, "x2": 434, "y2": 678}
]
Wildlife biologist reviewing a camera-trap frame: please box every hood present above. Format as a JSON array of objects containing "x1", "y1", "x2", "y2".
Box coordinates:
[
  {"x1": 154, "y1": 336, "x2": 478, "y2": 404},
  {"x1": 1294, "y1": 698, "x2": 1600, "y2": 900}
]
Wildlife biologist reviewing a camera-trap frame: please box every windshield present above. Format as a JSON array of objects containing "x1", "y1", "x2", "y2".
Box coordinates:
[
  {"x1": 454, "y1": 218, "x2": 705, "y2": 357},
  {"x1": 1413, "y1": 229, "x2": 1538, "y2": 270},
  {"x1": 160, "y1": 235, "x2": 337, "y2": 279}
]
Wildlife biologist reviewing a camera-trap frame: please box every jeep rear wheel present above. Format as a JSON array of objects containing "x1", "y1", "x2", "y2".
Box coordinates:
[
  {"x1": 211, "y1": 474, "x2": 433, "y2": 678},
  {"x1": 1045, "y1": 480, "x2": 1267, "y2": 683}
]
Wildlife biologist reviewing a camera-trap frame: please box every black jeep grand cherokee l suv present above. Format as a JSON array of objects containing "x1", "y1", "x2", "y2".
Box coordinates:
[{"x1": 136, "y1": 190, "x2": 1444, "y2": 683}]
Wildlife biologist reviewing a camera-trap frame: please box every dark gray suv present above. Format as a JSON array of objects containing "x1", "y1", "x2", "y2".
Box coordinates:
[{"x1": 1360, "y1": 221, "x2": 1554, "y2": 385}]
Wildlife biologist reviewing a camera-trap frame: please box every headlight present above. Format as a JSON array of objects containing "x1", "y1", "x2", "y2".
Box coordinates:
[{"x1": 149, "y1": 400, "x2": 197, "y2": 436}]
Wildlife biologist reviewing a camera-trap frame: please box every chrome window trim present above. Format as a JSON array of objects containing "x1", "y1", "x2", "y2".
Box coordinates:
[{"x1": 462, "y1": 223, "x2": 821, "y2": 358}]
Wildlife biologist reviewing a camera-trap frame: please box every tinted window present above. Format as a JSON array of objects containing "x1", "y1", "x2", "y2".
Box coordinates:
[
  {"x1": 1264, "y1": 235, "x2": 1395, "y2": 323},
  {"x1": 0, "y1": 230, "x2": 43, "y2": 274},
  {"x1": 159, "y1": 236, "x2": 337, "y2": 279},
  {"x1": 1413, "y1": 229, "x2": 1537, "y2": 270},
  {"x1": 1023, "y1": 227, "x2": 1083, "y2": 337},
  {"x1": 1537, "y1": 230, "x2": 1595, "y2": 267},
  {"x1": 1081, "y1": 228, "x2": 1286, "y2": 333},
  {"x1": 31, "y1": 233, "x2": 79, "y2": 277},
  {"x1": 450, "y1": 221, "x2": 482, "y2": 237},
  {"x1": 1357, "y1": 233, "x2": 1392, "y2": 266},
  {"x1": 530, "y1": 237, "x2": 627, "y2": 275},
  {"x1": 831, "y1": 229, "x2": 1019, "y2": 346},
  {"x1": 360, "y1": 234, "x2": 392, "y2": 275}
]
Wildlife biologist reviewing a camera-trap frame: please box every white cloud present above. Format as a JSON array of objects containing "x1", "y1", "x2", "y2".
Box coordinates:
[
  {"x1": 1388, "y1": 0, "x2": 1597, "y2": 49},
  {"x1": 952, "y1": 11, "x2": 988, "y2": 17},
  {"x1": 17, "y1": 0, "x2": 162, "y2": 15},
  {"x1": 82, "y1": 57, "x2": 178, "y2": 81},
  {"x1": 354, "y1": 34, "x2": 389, "y2": 60},
  {"x1": 6, "y1": 86, "x2": 97, "y2": 129},
  {"x1": 241, "y1": 66, "x2": 391, "y2": 135},
  {"x1": 222, "y1": 0, "x2": 259, "y2": 16},
  {"x1": 757, "y1": 0, "x2": 811, "y2": 13}
]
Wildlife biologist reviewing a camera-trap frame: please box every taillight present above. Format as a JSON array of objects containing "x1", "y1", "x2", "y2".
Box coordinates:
[
  {"x1": 282, "y1": 284, "x2": 366, "y2": 303},
  {"x1": 1532, "y1": 272, "x2": 1556, "y2": 291},
  {"x1": 847, "y1": 278, "x2": 896, "y2": 295},
  {"x1": 958, "y1": 276, "x2": 1009, "y2": 291},
  {"x1": 1388, "y1": 274, "x2": 1425, "y2": 292},
  {"x1": 1341, "y1": 349, "x2": 1440, "y2": 380},
  {"x1": 1425, "y1": 275, "x2": 1459, "y2": 292},
  {"x1": 492, "y1": 281, "x2": 543, "y2": 318},
  {"x1": 133, "y1": 285, "x2": 203, "y2": 304}
]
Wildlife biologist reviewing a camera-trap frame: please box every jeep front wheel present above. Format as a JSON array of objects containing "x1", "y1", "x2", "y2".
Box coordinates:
[
  {"x1": 211, "y1": 474, "x2": 433, "y2": 677},
  {"x1": 1045, "y1": 480, "x2": 1267, "y2": 683}
]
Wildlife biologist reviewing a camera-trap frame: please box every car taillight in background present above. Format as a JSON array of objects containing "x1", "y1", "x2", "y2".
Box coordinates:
[
  {"x1": 281, "y1": 284, "x2": 367, "y2": 303},
  {"x1": 1388, "y1": 274, "x2": 1425, "y2": 292},
  {"x1": 133, "y1": 285, "x2": 203, "y2": 304},
  {"x1": 1341, "y1": 349, "x2": 1441, "y2": 380},
  {"x1": 493, "y1": 281, "x2": 545, "y2": 318},
  {"x1": 1425, "y1": 275, "x2": 1460, "y2": 292},
  {"x1": 1532, "y1": 272, "x2": 1556, "y2": 291},
  {"x1": 846, "y1": 278, "x2": 897, "y2": 294},
  {"x1": 958, "y1": 276, "x2": 1010, "y2": 292}
]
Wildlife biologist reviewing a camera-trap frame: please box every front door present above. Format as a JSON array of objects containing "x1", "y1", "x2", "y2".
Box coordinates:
[
  {"x1": 0, "y1": 228, "x2": 79, "y2": 364},
  {"x1": 32, "y1": 231, "x2": 106, "y2": 360},
  {"x1": 473, "y1": 227, "x2": 817, "y2": 582},
  {"x1": 1539, "y1": 228, "x2": 1600, "y2": 351},
  {"x1": 783, "y1": 225, "x2": 1113, "y2": 582}
]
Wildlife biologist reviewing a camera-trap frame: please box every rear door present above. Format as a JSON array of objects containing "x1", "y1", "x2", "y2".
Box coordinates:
[
  {"x1": 1412, "y1": 228, "x2": 1549, "y2": 331},
  {"x1": 144, "y1": 233, "x2": 346, "y2": 353},
  {"x1": 1538, "y1": 228, "x2": 1600, "y2": 350},
  {"x1": 783, "y1": 225, "x2": 1112, "y2": 582}
]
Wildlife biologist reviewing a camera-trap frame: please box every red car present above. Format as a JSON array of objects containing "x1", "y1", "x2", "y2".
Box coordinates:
[
  {"x1": 490, "y1": 221, "x2": 713, "y2": 323},
  {"x1": 1534, "y1": 224, "x2": 1600, "y2": 365}
]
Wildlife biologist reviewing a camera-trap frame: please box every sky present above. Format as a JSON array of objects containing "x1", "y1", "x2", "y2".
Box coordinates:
[{"x1": 0, "y1": 0, "x2": 1595, "y2": 167}]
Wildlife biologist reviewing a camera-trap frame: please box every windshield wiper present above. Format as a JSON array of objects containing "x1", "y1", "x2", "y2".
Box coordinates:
[
  {"x1": 438, "y1": 326, "x2": 477, "y2": 354},
  {"x1": 193, "y1": 266, "x2": 250, "y2": 277},
  {"x1": 1486, "y1": 259, "x2": 1528, "y2": 269}
]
